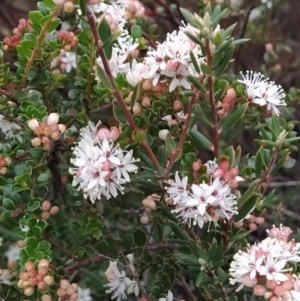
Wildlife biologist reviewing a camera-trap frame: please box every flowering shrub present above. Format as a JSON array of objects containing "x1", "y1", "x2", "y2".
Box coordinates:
[{"x1": 0, "y1": 0, "x2": 300, "y2": 301}]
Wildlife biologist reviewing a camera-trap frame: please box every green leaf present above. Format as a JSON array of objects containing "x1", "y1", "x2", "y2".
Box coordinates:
[
  {"x1": 230, "y1": 229, "x2": 251, "y2": 243},
  {"x1": 213, "y1": 45, "x2": 234, "y2": 77},
  {"x1": 221, "y1": 103, "x2": 248, "y2": 131},
  {"x1": 187, "y1": 76, "x2": 205, "y2": 92},
  {"x1": 200, "y1": 63, "x2": 211, "y2": 75},
  {"x1": 95, "y1": 66, "x2": 112, "y2": 89},
  {"x1": 131, "y1": 25, "x2": 142, "y2": 38},
  {"x1": 15, "y1": 173, "x2": 31, "y2": 190},
  {"x1": 32, "y1": 226, "x2": 42, "y2": 239},
  {"x1": 16, "y1": 45, "x2": 31, "y2": 59},
  {"x1": 165, "y1": 134, "x2": 176, "y2": 152},
  {"x1": 195, "y1": 270, "x2": 205, "y2": 287},
  {"x1": 271, "y1": 152, "x2": 290, "y2": 175},
  {"x1": 27, "y1": 237, "x2": 38, "y2": 250},
  {"x1": 98, "y1": 19, "x2": 112, "y2": 60},
  {"x1": 133, "y1": 228, "x2": 147, "y2": 246},
  {"x1": 30, "y1": 148, "x2": 44, "y2": 159},
  {"x1": 28, "y1": 11, "x2": 43, "y2": 26},
  {"x1": 237, "y1": 182, "x2": 257, "y2": 209},
  {"x1": 215, "y1": 39, "x2": 233, "y2": 56},
  {"x1": 47, "y1": 18, "x2": 61, "y2": 33},
  {"x1": 122, "y1": 234, "x2": 134, "y2": 250},
  {"x1": 235, "y1": 196, "x2": 257, "y2": 222},
  {"x1": 113, "y1": 104, "x2": 127, "y2": 124},
  {"x1": 37, "y1": 2, "x2": 49, "y2": 15},
  {"x1": 27, "y1": 200, "x2": 41, "y2": 213},
  {"x1": 27, "y1": 217, "x2": 37, "y2": 228},
  {"x1": 14, "y1": 163, "x2": 26, "y2": 176},
  {"x1": 189, "y1": 51, "x2": 201, "y2": 74},
  {"x1": 3, "y1": 198, "x2": 16, "y2": 210},
  {"x1": 169, "y1": 221, "x2": 191, "y2": 241},
  {"x1": 189, "y1": 128, "x2": 213, "y2": 150},
  {"x1": 152, "y1": 223, "x2": 163, "y2": 242},
  {"x1": 180, "y1": 8, "x2": 197, "y2": 27}
]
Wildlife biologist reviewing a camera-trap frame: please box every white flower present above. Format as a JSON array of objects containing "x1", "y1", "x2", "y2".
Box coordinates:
[
  {"x1": 127, "y1": 280, "x2": 139, "y2": 296},
  {"x1": 238, "y1": 71, "x2": 286, "y2": 116},
  {"x1": 165, "y1": 172, "x2": 189, "y2": 204},
  {"x1": 77, "y1": 287, "x2": 93, "y2": 301},
  {"x1": 159, "y1": 290, "x2": 173, "y2": 301},
  {"x1": 105, "y1": 261, "x2": 132, "y2": 301},
  {"x1": 5, "y1": 244, "x2": 21, "y2": 263},
  {"x1": 229, "y1": 235, "x2": 300, "y2": 290},
  {"x1": 173, "y1": 178, "x2": 237, "y2": 228},
  {"x1": 205, "y1": 159, "x2": 218, "y2": 175},
  {"x1": 0, "y1": 115, "x2": 22, "y2": 141},
  {"x1": 61, "y1": 52, "x2": 77, "y2": 73},
  {"x1": 69, "y1": 121, "x2": 138, "y2": 202}
]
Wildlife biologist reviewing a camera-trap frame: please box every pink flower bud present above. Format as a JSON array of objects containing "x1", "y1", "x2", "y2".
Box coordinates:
[
  {"x1": 140, "y1": 216, "x2": 149, "y2": 224},
  {"x1": 173, "y1": 100, "x2": 183, "y2": 111},
  {"x1": 141, "y1": 96, "x2": 151, "y2": 108},
  {"x1": 38, "y1": 259, "x2": 50, "y2": 269},
  {"x1": 110, "y1": 127, "x2": 120, "y2": 141},
  {"x1": 282, "y1": 227, "x2": 292, "y2": 237},
  {"x1": 42, "y1": 200, "x2": 51, "y2": 211},
  {"x1": 42, "y1": 295, "x2": 52, "y2": 301},
  {"x1": 249, "y1": 223, "x2": 258, "y2": 231},
  {"x1": 51, "y1": 131, "x2": 61, "y2": 141},
  {"x1": 243, "y1": 275, "x2": 257, "y2": 288},
  {"x1": 58, "y1": 124, "x2": 67, "y2": 133},
  {"x1": 253, "y1": 285, "x2": 266, "y2": 296},
  {"x1": 132, "y1": 102, "x2": 142, "y2": 115},
  {"x1": 96, "y1": 127, "x2": 111, "y2": 141},
  {"x1": 274, "y1": 285, "x2": 285, "y2": 297},
  {"x1": 24, "y1": 287, "x2": 34, "y2": 296},
  {"x1": 223, "y1": 172, "x2": 232, "y2": 181},
  {"x1": 70, "y1": 293, "x2": 79, "y2": 300},
  {"x1": 166, "y1": 59, "x2": 180, "y2": 71},
  {"x1": 142, "y1": 79, "x2": 153, "y2": 91},
  {"x1": 28, "y1": 119, "x2": 39, "y2": 131},
  {"x1": 131, "y1": 49, "x2": 139, "y2": 58},
  {"x1": 226, "y1": 88, "x2": 236, "y2": 99},
  {"x1": 135, "y1": 6, "x2": 145, "y2": 17},
  {"x1": 270, "y1": 297, "x2": 279, "y2": 301},
  {"x1": 60, "y1": 279, "x2": 70, "y2": 290},
  {"x1": 192, "y1": 159, "x2": 202, "y2": 172},
  {"x1": 219, "y1": 159, "x2": 229, "y2": 171},
  {"x1": 264, "y1": 292, "x2": 273, "y2": 299},
  {"x1": 38, "y1": 281, "x2": 47, "y2": 291},
  {"x1": 50, "y1": 206, "x2": 59, "y2": 215},
  {"x1": 102, "y1": 160, "x2": 111, "y2": 171},
  {"x1": 265, "y1": 43, "x2": 273, "y2": 52},
  {"x1": 212, "y1": 168, "x2": 224, "y2": 179},
  {"x1": 282, "y1": 278, "x2": 293, "y2": 291},
  {"x1": 228, "y1": 179, "x2": 239, "y2": 188},
  {"x1": 229, "y1": 167, "x2": 239, "y2": 177},
  {"x1": 47, "y1": 113, "x2": 59, "y2": 126},
  {"x1": 266, "y1": 279, "x2": 277, "y2": 290},
  {"x1": 254, "y1": 217, "x2": 265, "y2": 225},
  {"x1": 31, "y1": 137, "x2": 42, "y2": 147}
]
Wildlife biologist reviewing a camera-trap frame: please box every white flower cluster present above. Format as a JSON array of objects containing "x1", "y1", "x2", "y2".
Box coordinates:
[
  {"x1": 229, "y1": 227, "x2": 300, "y2": 292},
  {"x1": 77, "y1": 286, "x2": 93, "y2": 301},
  {"x1": 238, "y1": 71, "x2": 286, "y2": 116},
  {"x1": 166, "y1": 172, "x2": 238, "y2": 229},
  {"x1": 127, "y1": 24, "x2": 205, "y2": 92},
  {"x1": 69, "y1": 121, "x2": 138, "y2": 202},
  {"x1": 104, "y1": 260, "x2": 139, "y2": 301}
]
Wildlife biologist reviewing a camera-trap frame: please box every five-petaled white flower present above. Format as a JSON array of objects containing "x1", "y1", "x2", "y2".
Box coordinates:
[
  {"x1": 238, "y1": 70, "x2": 286, "y2": 116},
  {"x1": 61, "y1": 52, "x2": 77, "y2": 73}
]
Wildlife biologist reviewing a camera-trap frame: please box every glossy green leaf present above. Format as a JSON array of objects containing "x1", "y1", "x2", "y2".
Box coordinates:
[
  {"x1": 133, "y1": 228, "x2": 147, "y2": 246},
  {"x1": 95, "y1": 66, "x2": 112, "y2": 89},
  {"x1": 98, "y1": 19, "x2": 112, "y2": 60},
  {"x1": 131, "y1": 25, "x2": 142, "y2": 38},
  {"x1": 3, "y1": 198, "x2": 16, "y2": 210},
  {"x1": 221, "y1": 103, "x2": 248, "y2": 131},
  {"x1": 189, "y1": 128, "x2": 213, "y2": 150}
]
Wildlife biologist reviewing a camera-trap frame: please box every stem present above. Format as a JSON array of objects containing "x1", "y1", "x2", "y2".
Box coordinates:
[
  {"x1": 64, "y1": 243, "x2": 177, "y2": 275},
  {"x1": 164, "y1": 91, "x2": 200, "y2": 178},
  {"x1": 0, "y1": 111, "x2": 25, "y2": 127},
  {"x1": 87, "y1": 11, "x2": 160, "y2": 170},
  {"x1": 21, "y1": 9, "x2": 60, "y2": 88},
  {"x1": 155, "y1": 0, "x2": 181, "y2": 26},
  {"x1": 205, "y1": 39, "x2": 219, "y2": 157}
]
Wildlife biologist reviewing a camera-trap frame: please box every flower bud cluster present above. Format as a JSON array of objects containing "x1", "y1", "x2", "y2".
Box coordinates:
[
  {"x1": 205, "y1": 158, "x2": 243, "y2": 188},
  {"x1": 229, "y1": 225, "x2": 300, "y2": 301},
  {"x1": 28, "y1": 113, "x2": 67, "y2": 150},
  {"x1": 0, "y1": 154, "x2": 11, "y2": 175},
  {"x1": 17, "y1": 259, "x2": 54, "y2": 298},
  {"x1": 217, "y1": 88, "x2": 236, "y2": 118},
  {"x1": 40, "y1": 200, "x2": 59, "y2": 220},
  {"x1": 57, "y1": 31, "x2": 78, "y2": 51},
  {"x1": 125, "y1": 0, "x2": 145, "y2": 20},
  {"x1": 95, "y1": 127, "x2": 120, "y2": 142},
  {"x1": 234, "y1": 214, "x2": 265, "y2": 231},
  {"x1": 3, "y1": 18, "x2": 32, "y2": 50},
  {"x1": 57, "y1": 279, "x2": 79, "y2": 300},
  {"x1": 140, "y1": 194, "x2": 159, "y2": 224}
]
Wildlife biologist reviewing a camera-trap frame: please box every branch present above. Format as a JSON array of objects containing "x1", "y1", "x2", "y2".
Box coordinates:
[
  {"x1": 164, "y1": 90, "x2": 200, "y2": 178},
  {"x1": 64, "y1": 243, "x2": 178, "y2": 275},
  {"x1": 155, "y1": 0, "x2": 181, "y2": 26},
  {"x1": 205, "y1": 39, "x2": 219, "y2": 157},
  {"x1": 0, "y1": 111, "x2": 25, "y2": 127},
  {"x1": 87, "y1": 11, "x2": 160, "y2": 171}
]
